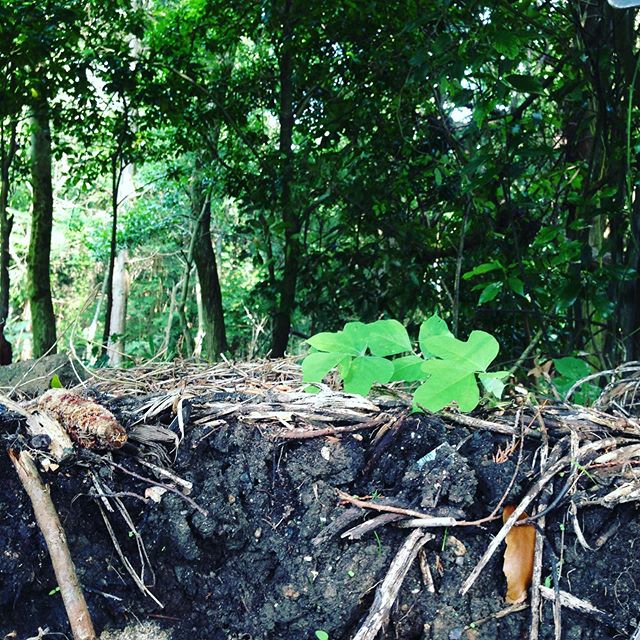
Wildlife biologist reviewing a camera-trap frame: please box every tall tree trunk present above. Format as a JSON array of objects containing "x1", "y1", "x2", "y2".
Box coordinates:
[
  {"x1": 28, "y1": 96, "x2": 57, "y2": 357},
  {"x1": 104, "y1": 163, "x2": 136, "y2": 367},
  {"x1": 191, "y1": 167, "x2": 227, "y2": 360},
  {"x1": 102, "y1": 153, "x2": 123, "y2": 353},
  {"x1": 271, "y1": 0, "x2": 299, "y2": 358},
  {"x1": 0, "y1": 119, "x2": 17, "y2": 364},
  {"x1": 106, "y1": 248, "x2": 129, "y2": 367}
]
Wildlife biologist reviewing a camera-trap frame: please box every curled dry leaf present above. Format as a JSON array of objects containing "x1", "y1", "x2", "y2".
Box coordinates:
[
  {"x1": 37, "y1": 389, "x2": 127, "y2": 450},
  {"x1": 502, "y1": 504, "x2": 536, "y2": 604}
]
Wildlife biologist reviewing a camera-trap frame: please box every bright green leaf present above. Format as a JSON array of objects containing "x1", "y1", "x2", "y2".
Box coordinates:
[
  {"x1": 343, "y1": 356, "x2": 394, "y2": 395},
  {"x1": 306, "y1": 331, "x2": 363, "y2": 355},
  {"x1": 50, "y1": 374, "x2": 63, "y2": 389},
  {"x1": 315, "y1": 632, "x2": 329, "y2": 640},
  {"x1": 366, "y1": 320, "x2": 412, "y2": 357},
  {"x1": 478, "y1": 371, "x2": 510, "y2": 398},
  {"x1": 414, "y1": 360, "x2": 480, "y2": 412},
  {"x1": 422, "y1": 330, "x2": 499, "y2": 372},
  {"x1": 419, "y1": 314, "x2": 452, "y2": 357},
  {"x1": 390, "y1": 355, "x2": 428, "y2": 382},
  {"x1": 302, "y1": 352, "x2": 349, "y2": 382}
]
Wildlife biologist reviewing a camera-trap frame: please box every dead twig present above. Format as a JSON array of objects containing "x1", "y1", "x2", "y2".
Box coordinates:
[
  {"x1": 276, "y1": 414, "x2": 390, "y2": 440},
  {"x1": 351, "y1": 529, "x2": 433, "y2": 640},
  {"x1": 9, "y1": 449, "x2": 97, "y2": 640},
  {"x1": 529, "y1": 414, "x2": 550, "y2": 640},
  {"x1": 538, "y1": 585, "x2": 617, "y2": 628},
  {"x1": 340, "y1": 513, "x2": 404, "y2": 540},
  {"x1": 466, "y1": 602, "x2": 529, "y2": 630}
]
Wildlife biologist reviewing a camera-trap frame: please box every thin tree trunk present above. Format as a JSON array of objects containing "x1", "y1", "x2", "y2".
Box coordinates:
[
  {"x1": 0, "y1": 119, "x2": 17, "y2": 364},
  {"x1": 193, "y1": 280, "x2": 204, "y2": 358},
  {"x1": 106, "y1": 248, "x2": 129, "y2": 367},
  {"x1": 102, "y1": 153, "x2": 123, "y2": 353},
  {"x1": 85, "y1": 267, "x2": 110, "y2": 363},
  {"x1": 190, "y1": 167, "x2": 227, "y2": 360},
  {"x1": 271, "y1": 0, "x2": 299, "y2": 358},
  {"x1": 176, "y1": 268, "x2": 195, "y2": 356},
  {"x1": 162, "y1": 282, "x2": 178, "y2": 357},
  {"x1": 28, "y1": 96, "x2": 57, "y2": 357}
]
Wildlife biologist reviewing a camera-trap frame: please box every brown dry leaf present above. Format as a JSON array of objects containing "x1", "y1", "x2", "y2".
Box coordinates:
[{"x1": 502, "y1": 505, "x2": 536, "y2": 604}]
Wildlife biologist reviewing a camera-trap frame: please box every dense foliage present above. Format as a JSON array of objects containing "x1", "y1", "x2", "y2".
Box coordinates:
[{"x1": 1, "y1": 0, "x2": 640, "y2": 379}]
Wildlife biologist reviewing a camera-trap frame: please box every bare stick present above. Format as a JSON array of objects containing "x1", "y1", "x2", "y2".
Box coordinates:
[
  {"x1": 529, "y1": 424, "x2": 550, "y2": 640},
  {"x1": 276, "y1": 414, "x2": 390, "y2": 440},
  {"x1": 9, "y1": 450, "x2": 97, "y2": 640},
  {"x1": 539, "y1": 586, "x2": 616, "y2": 627},
  {"x1": 337, "y1": 490, "x2": 460, "y2": 524},
  {"x1": 467, "y1": 602, "x2": 529, "y2": 630},
  {"x1": 351, "y1": 529, "x2": 433, "y2": 640},
  {"x1": 441, "y1": 411, "x2": 539, "y2": 438},
  {"x1": 418, "y1": 549, "x2": 435, "y2": 593},
  {"x1": 341, "y1": 513, "x2": 403, "y2": 540}
]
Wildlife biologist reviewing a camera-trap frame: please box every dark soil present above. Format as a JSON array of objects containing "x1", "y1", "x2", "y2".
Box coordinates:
[{"x1": 0, "y1": 392, "x2": 638, "y2": 640}]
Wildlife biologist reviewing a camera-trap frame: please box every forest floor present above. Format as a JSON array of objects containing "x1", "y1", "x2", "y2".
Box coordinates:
[{"x1": 0, "y1": 357, "x2": 639, "y2": 640}]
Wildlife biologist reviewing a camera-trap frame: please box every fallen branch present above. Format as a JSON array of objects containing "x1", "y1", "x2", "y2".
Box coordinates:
[
  {"x1": 9, "y1": 449, "x2": 97, "y2": 640},
  {"x1": 351, "y1": 529, "x2": 433, "y2": 640},
  {"x1": 539, "y1": 585, "x2": 617, "y2": 628}
]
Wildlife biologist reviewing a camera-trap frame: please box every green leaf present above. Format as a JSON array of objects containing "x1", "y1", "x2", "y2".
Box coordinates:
[
  {"x1": 302, "y1": 352, "x2": 349, "y2": 382},
  {"x1": 423, "y1": 331, "x2": 499, "y2": 372},
  {"x1": 366, "y1": 320, "x2": 412, "y2": 357},
  {"x1": 50, "y1": 374, "x2": 63, "y2": 389},
  {"x1": 478, "y1": 371, "x2": 510, "y2": 398},
  {"x1": 463, "y1": 261, "x2": 504, "y2": 280},
  {"x1": 419, "y1": 314, "x2": 453, "y2": 357},
  {"x1": 553, "y1": 357, "x2": 591, "y2": 380},
  {"x1": 506, "y1": 74, "x2": 543, "y2": 94},
  {"x1": 343, "y1": 321, "x2": 369, "y2": 352},
  {"x1": 343, "y1": 356, "x2": 394, "y2": 395},
  {"x1": 315, "y1": 632, "x2": 329, "y2": 640},
  {"x1": 478, "y1": 282, "x2": 503, "y2": 304},
  {"x1": 414, "y1": 360, "x2": 480, "y2": 412},
  {"x1": 507, "y1": 277, "x2": 525, "y2": 297},
  {"x1": 306, "y1": 330, "x2": 363, "y2": 355},
  {"x1": 390, "y1": 355, "x2": 428, "y2": 382}
]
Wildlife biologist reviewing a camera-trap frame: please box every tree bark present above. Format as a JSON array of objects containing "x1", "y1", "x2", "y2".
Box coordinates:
[
  {"x1": 106, "y1": 248, "x2": 129, "y2": 367},
  {"x1": 190, "y1": 168, "x2": 227, "y2": 360},
  {"x1": 28, "y1": 96, "x2": 57, "y2": 357},
  {"x1": 101, "y1": 154, "x2": 119, "y2": 354},
  {"x1": 271, "y1": 0, "x2": 300, "y2": 358},
  {"x1": 0, "y1": 119, "x2": 17, "y2": 364}
]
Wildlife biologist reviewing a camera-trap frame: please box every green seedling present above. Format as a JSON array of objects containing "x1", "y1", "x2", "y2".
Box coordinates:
[{"x1": 302, "y1": 313, "x2": 507, "y2": 413}]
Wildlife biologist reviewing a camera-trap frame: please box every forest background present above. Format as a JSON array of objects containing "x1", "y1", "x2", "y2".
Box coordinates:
[{"x1": 1, "y1": 0, "x2": 639, "y2": 381}]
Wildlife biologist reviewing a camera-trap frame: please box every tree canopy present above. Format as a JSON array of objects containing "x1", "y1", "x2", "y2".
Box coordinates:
[{"x1": 1, "y1": 0, "x2": 639, "y2": 379}]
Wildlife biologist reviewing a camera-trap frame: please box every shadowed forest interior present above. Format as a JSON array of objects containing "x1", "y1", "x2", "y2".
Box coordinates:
[{"x1": 2, "y1": 0, "x2": 640, "y2": 377}]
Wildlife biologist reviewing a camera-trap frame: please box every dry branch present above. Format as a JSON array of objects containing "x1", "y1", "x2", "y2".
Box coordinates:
[
  {"x1": 538, "y1": 585, "x2": 617, "y2": 628},
  {"x1": 9, "y1": 450, "x2": 96, "y2": 640},
  {"x1": 351, "y1": 529, "x2": 433, "y2": 640}
]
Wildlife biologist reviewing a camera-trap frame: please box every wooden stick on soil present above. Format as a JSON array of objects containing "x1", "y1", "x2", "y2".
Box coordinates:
[
  {"x1": 9, "y1": 449, "x2": 97, "y2": 640},
  {"x1": 351, "y1": 529, "x2": 433, "y2": 640}
]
